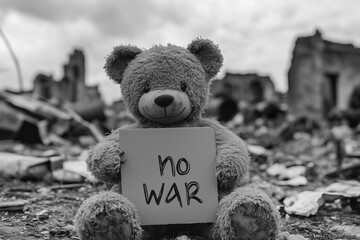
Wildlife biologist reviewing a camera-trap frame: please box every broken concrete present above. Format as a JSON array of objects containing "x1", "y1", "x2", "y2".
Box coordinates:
[
  {"x1": 0, "y1": 91, "x2": 103, "y2": 145},
  {"x1": 210, "y1": 72, "x2": 277, "y2": 104},
  {"x1": 288, "y1": 29, "x2": 360, "y2": 121}
]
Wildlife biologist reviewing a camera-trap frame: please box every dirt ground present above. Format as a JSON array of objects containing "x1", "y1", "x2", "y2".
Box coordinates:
[
  {"x1": 1, "y1": 128, "x2": 360, "y2": 240},
  {"x1": 1, "y1": 177, "x2": 359, "y2": 240},
  {"x1": 0, "y1": 179, "x2": 102, "y2": 240}
]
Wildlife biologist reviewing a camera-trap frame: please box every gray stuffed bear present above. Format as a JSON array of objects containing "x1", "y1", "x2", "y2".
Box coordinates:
[{"x1": 74, "y1": 38, "x2": 281, "y2": 240}]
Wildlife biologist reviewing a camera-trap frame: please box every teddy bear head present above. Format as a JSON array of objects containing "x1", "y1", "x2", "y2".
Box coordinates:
[{"x1": 104, "y1": 38, "x2": 223, "y2": 126}]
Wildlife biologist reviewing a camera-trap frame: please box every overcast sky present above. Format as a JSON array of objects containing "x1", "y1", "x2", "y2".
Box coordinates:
[{"x1": 1, "y1": 0, "x2": 360, "y2": 103}]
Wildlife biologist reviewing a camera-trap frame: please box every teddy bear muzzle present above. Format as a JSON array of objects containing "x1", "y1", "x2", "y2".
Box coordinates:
[{"x1": 138, "y1": 89, "x2": 192, "y2": 124}]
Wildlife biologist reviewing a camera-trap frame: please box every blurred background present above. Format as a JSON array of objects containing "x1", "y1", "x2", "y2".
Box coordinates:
[
  {"x1": 1, "y1": 0, "x2": 360, "y2": 101},
  {"x1": 1, "y1": 1, "x2": 360, "y2": 239},
  {"x1": 1, "y1": 0, "x2": 360, "y2": 152}
]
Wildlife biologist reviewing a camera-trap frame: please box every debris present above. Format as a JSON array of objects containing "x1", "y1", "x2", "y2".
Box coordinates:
[
  {"x1": 1, "y1": 91, "x2": 71, "y2": 120},
  {"x1": 226, "y1": 113, "x2": 244, "y2": 130},
  {"x1": 284, "y1": 181, "x2": 360, "y2": 216},
  {"x1": 331, "y1": 125, "x2": 352, "y2": 140},
  {"x1": 283, "y1": 191, "x2": 324, "y2": 217},
  {"x1": 7, "y1": 187, "x2": 34, "y2": 192},
  {"x1": 0, "y1": 151, "x2": 65, "y2": 181},
  {"x1": 321, "y1": 180, "x2": 360, "y2": 197},
  {"x1": 326, "y1": 163, "x2": 360, "y2": 179},
  {"x1": 247, "y1": 144, "x2": 269, "y2": 157},
  {"x1": 333, "y1": 225, "x2": 360, "y2": 237},
  {"x1": 38, "y1": 225, "x2": 49, "y2": 232},
  {"x1": 204, "y1": 96, "x2": 238, "y2": 123},
  {"x1": 0, "y1": 101, "x2": 24, "y2": 140},
  {"x1": 0, "y1": 200, "x2": 28, "y2": 211},
  {"x1": 267, "y1": 163, "x2": 287, "y2": 176},
  {"x1": 40, "y1": 183, "x2": 88, "y2": 191},
  {"x1": 0, "y1": 152, "x2": 51, "y2": 179},
  {"x1": 175, "y1": 235, "x2": 191, "y2": 240},
  {"x1": 277, "y1": 176, "x2": 308, "y2": 186},
  {"x1": 35, "y1": 209, "x2": 49, "y2": 220},
  {"x1": 0, "y1": 91, "x2": 102, "y2": 145},
  {"x1": 247, "y1": 180, "x2": 286, "y2": 201},
  {"x1": 279, "y1": 232, "x2": 309, "y2": 240},
  {"x1": 65, "y1": 107, "x2": 104, "y2": 143},
  {"x1": 63, "y1": 224, "x2": 76, "y2": 233},
  {"x1": 52, "y1": 169, "x2": 84, "y2": 183},
  {"x1": 52, "y1": 151, "x2": 96, "y2": 183},
  {"x1": 71, "y1": 99, "x2": 106, "y2": 122},
  {"x1": 278, "y1": 166, "x2": 307, "y2": 180},
  {"x1": 62, "y1": 160, "x2": 96, "y2": 182},
  {"x1": 267, "y1": 164, "x2": 307, "y2": 182}
]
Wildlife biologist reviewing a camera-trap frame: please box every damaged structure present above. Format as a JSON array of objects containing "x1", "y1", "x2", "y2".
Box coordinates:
[
  {"x1": 210, "y1": 72, "x2": 276, "y2": 103},
  {"x1": 33, "y1": 49, "x2": 101, "y2": 104},
  {"x1": 32, "y1": 49, "x2": 105, "y2": 122},
  {"x1": 288, "y1": 30, "x2": 360, "y2": 120},
  {"x1": 0, "y1": 49, "x2": 106, "y2": 144},
  {"x1": 206, "y1": 72, "x2": 278, "y2": 122}
]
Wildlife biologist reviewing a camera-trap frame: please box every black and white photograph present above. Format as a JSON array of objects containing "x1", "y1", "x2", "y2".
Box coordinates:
[{"x1": 0, "y1": 1, "x2": 360, "y2": 240}]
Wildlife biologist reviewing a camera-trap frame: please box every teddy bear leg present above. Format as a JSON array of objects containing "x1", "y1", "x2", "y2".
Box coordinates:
[
  {"x1": 214, "y1": 187, "x2": 281, "y2": 240},
  {"x1": 74, "y1": 191, "x2": 142, "y2": 240}
]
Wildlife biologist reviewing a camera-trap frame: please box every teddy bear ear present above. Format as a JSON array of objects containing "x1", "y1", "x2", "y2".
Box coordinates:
[
  {"x1": 104, "y1": 45, "x2": 142, "y2": 84},
  {"x1": 187, "y1": 38, "x2": 223, "y2": 80}
]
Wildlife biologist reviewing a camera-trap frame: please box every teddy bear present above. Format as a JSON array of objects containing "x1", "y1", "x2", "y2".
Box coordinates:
[{"x1": 74, "y1": 38, "x2": 281, "y2": 240}]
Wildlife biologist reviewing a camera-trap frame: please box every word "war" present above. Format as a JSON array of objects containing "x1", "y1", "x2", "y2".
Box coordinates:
[{"x1": 142, "y1": 155, "x2": 204, "y2": 207}]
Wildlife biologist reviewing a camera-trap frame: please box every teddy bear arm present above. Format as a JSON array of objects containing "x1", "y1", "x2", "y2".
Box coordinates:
[
  {"x1": 200, "y1": 119, "x2": 250, "y2": 190},
  {"x1": 87, "y1": 125, "x2": 139, "y2": 184}
]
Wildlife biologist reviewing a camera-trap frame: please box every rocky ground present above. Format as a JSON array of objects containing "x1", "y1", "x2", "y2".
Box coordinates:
[
  {"x1": 1, "y1": 177, "x2": 359, "y2": 240},
  {"x1": 1, "y1": 124, "x2": 360, "y2": 240}
]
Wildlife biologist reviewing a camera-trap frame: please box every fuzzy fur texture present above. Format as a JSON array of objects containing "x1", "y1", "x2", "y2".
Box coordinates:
[
  {"x1": 187, "y1": 38, "x2": 223, "y2": 80},
  {"x1": 75, "y1": 191, "x2": 142, "y2": 240},
  {"x1": 213, "y1": 187, "x2": 281, "y2": 240},
  {"x1": 104, "y1": 38, "x2": 222, "y2": 126},
  {"x1": 76, "y1": 38, "x2": 281, "y2": 240},
  {"x1": 104, "y1": 45, "x2": 142, "y2": 84},
  {"x1": 86, "y1": 126, "x2": 136, "y2": 184},
  {"x1": 199, "y1": 118, "x2": 250, "y2": 191}
]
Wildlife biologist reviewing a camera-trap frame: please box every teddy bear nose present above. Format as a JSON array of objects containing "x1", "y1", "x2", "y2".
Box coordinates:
[{"x1": 154, "y1": 95, "x2": 174, "y2": 108}]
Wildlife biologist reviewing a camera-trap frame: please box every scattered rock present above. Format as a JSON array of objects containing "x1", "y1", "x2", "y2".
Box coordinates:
[
  {"x1": 248, "y1": 144, "x2": 269, "y2": 156},
  {"x1": 63, "y1": 224, "x2": 76, "y2": 233},
  {"x1": 284, "y1": 191, "x2": 327, "y2": 217},
  {"x1": 280, "y1": 232, "x2": 309, "y2": 240},
  {"x1": 283, "y1": 181, "x2": 360, "y2": 217},
  {"x1": 0, "y1": 199, "x2": 28, "y2": 211},
  {"x1": 267, "y1": 163, "x2": 287, "y2": 176},
  {"x1": 175, "y1": 235, "x2": 191, "y2": 240},
  {"x1": 35, "y1": 209, "x2": 49, "y2": 220},
  {"x1": 322, "y1": 180, "x2": 360, "y2": 197},
  {"x1": 38, "y1": 225, "x2": 49, "y2": 232},
  {"x1": 333, "y1": 225, "x2": 360, "y2": 237},
  {"x1": 278, "y1": 166, "x2": 306, "y2": 180},
  {"x1": 277, "y1": 176, "x2": 308, "y2": 186}
]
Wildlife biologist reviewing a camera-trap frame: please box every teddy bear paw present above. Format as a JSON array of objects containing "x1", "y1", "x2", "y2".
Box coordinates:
[
  {"x1": 75, "y1": 192, "x2": 142, "y2": 240},
  {"x1": 231, "y1": 202, "x2": 279, "y2": 240},
  {"x1": 85, "y1": 209, "x2": 133, "y2": 240}
]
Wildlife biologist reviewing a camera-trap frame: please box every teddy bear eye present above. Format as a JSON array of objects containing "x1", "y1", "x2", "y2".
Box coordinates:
[
  {"x1": 143, "y1": 84, "x2": 151, "y2": 93},
  {"x1": 180, "y1": 82, "x2": 187, "y2": 92}
]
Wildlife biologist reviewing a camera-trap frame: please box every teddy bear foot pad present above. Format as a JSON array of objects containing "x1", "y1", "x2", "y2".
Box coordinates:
[
  {"x1": 75, "y1": 191, "x2": 142, "y2": 240},
  {"x1": 231, "y1": 202, "x2": 279, "y2": 240}
]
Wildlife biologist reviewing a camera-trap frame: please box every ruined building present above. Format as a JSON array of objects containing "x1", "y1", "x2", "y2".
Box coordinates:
[
  {"x1": 33, "y1": 49, "x2": 101, "y2": 103},
  {"x1": 210, "y1": 72, "x2": 276, "y2": 103},
  {"x1": 288, "y1": 30, "x2": 360, "y2": 120}
]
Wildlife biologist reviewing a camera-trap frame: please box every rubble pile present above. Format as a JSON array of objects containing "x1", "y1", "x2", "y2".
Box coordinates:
[
  {"x1": 0, "y1": 91, "x2": 360, "y2": 240},
  {"x1": 0, "y1": 91, "x2": 104, "y2": 146}
]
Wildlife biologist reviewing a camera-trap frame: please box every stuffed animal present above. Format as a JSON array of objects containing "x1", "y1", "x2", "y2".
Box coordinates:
[{"x1": 75, "y1": 38, "x2": 281, "y2": 240}]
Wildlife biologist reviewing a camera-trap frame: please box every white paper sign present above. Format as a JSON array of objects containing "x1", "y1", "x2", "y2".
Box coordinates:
[{"x1": 120, "y1": 127, "x2": 218, "y2": 225}]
